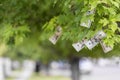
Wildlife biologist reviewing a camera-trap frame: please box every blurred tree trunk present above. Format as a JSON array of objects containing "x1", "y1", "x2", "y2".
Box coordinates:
[
  {"x1": 69, "y1": 57, "x2": 80, "y2": 80},
  {"x1": 35, "y1": 61, "x2": 41, "y2": 73}
]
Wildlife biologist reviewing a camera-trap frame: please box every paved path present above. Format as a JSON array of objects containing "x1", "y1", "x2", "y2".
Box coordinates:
[
  {"x1": 81, "y1": 66, "x2": 120, "y2": 80},
  {"x1": 49, "y1": 65, "x2": 120, "y2": 80},
  {"x1": 15, "y1": 60, "x2": 35, "y2": 80}
]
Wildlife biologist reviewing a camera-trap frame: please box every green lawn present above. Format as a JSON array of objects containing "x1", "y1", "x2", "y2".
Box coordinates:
[
  {"x1": 29, "y1": 74, "x2": 70, "y2": 80},
  {"x1": 6, "y1": 73, "x2": 70, "y2": 80}
]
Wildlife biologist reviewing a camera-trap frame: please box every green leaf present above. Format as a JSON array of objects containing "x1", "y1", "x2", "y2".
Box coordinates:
[
  {"x1": 109, "y1": 22, "x2": 118, "y2": 32},
  {"x1": 99, "y1": 18, "x2": 109, "y2": 26}
]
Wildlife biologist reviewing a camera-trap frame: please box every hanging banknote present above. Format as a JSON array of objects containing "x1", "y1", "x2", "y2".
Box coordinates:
[
  {"x1": 72, "y1": 40, "x2": 85, "y2": 52},
  {"x1": 49, "y1": 26, "x2": 62, "y2": 45},
  {"x1": 84, "y1": 38, "x2": 99, "y2": 50},
  {"x1": 80, "y1": 10, "x2": 94, "y2": 28},
  {"x1": 100, "y1": 41, "x2": 113, "y2": 53},
  {"x1": 94, "y1": 30, "x2": 106, "y2": 40},
  {"x1": 86, "y1": 10, "x2": 95, "y2": 15},
  {"x1": 80, "y1": 20, "x2": 92, "y2": 28},
  {"x1": 85, "y1": 30, "x2": 106, "y2": 50}
]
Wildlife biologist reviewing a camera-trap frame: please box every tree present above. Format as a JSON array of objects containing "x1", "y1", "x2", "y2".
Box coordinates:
[
  {"x1": 0, "y1": 0, "x2": 119, "y2": 50},
  {"x1": 43, "y1": 0, "x2": 120, "y2": 80},
  {"x1": 44, "y1": 0, "x2": 120, "y2": 48},
  {"x1": 0, "y1": 0, "x2": 120, "y2": 80}
]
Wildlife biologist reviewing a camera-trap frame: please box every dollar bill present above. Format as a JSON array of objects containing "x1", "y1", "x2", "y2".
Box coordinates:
[
  {"x1": 80, "y1": 20, "x2": 92, "y2": 28},
  {"x1": 100, "y1": 41, "x2": 113, "y2": 53},
  {"x1": 72, "y1": 41, "x2": 85, "y2": 52},
  {"x1": 49, "y1": 26, "x2": 62, "y2": 45},
  {"x1": 85, "y1": 38, "x2": 99, "y2": 50},
  {"x1": 94, "y1": 30, "x2": 106, "y2": 40},
  {"x1": 80, "y1": 10, "x2": 94, "y2": 28}
]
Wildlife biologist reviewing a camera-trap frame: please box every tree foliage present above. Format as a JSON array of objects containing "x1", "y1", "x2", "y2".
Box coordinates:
[
  {"x1": 44, "y1": 0, "x2": 120, "y2": 48},
  {"x1": 0, "y1": 0, "x2": 120, "y2": 60},
  {"x1": 0, "y1": 0, "x2": 61, "y2": 45}
]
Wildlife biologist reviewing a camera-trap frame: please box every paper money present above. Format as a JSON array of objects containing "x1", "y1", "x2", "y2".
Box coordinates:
[
  {"x1": 72, "y1": 41, "x2": 85, "y2": 52},
  {"x1": 80, "y1": 20, "x2": 92, "y2": 28},
  {"x1": 94, "y1": 30, "x2": 106, "y2": 40},
  {"x1": 100, "y1": 42, "x2": 113, "y2": 53},
  {"x1": 86, "y1": 10, "x2": 95, "y2": 15},
  {"x1": 49, "y1": 26, "x2": 62, "y2": 45},
  {"x1": 80, "y1": 10, "x2": 94, "y2": 28},
  {"x1": 49, "y1": 34, "x2": 60, "y2": 45},
  {"x1": 85, "y1": 38, "x2": 99, "y2": 50}
]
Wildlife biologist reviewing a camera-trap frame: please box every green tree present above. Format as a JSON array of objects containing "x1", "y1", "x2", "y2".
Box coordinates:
[
  {"x1": 44, "y1": 0, "x2": 120, "y2": 47},
  {"x1": 0, "y1": 0, "x2": 120, "y2": 80},
  {"x1": 43, "y1": 0, "x2": 120, "y2": 80}
]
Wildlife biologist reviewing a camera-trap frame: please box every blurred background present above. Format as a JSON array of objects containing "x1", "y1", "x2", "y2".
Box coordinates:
[{"x1": 0, "y1": 56, "x2": 120, "y2": 80}]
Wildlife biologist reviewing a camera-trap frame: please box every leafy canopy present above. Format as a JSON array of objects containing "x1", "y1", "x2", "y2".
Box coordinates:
[
  {"x1": 44, "y1": 0, "x2": 120, "y2": 48},
  {"x1": 0, "y1": 0, "x2": 120, "y2": 60}
]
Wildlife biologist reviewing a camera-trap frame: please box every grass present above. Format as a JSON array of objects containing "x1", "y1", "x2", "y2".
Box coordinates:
[
  {"x1": 6, "y1": 73, "x2": 70, "y2": 80},
  {"x1": 6, "y1": 78, "x2": 14, "y2": 80},
  {"x1": 29, "y1": 74, "x2": 70, "y2": 80}
]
